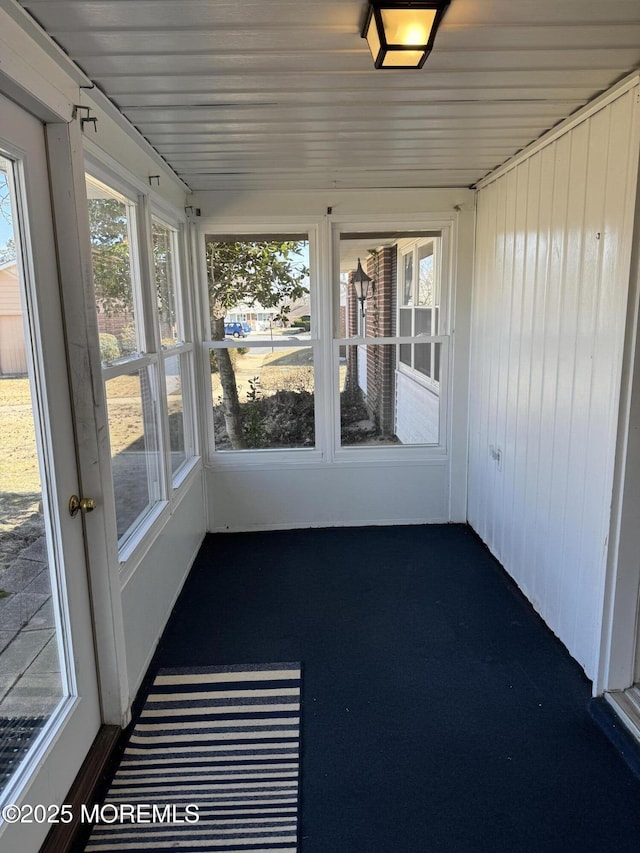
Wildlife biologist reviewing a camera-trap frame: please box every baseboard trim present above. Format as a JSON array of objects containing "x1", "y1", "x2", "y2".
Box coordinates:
[
  {"x1": 590, "y1": 692, "x2": 640, "y2": 782},
  {"x1": 40, "y1": 724, "x2": 121, "y2": 853},
  {"x1": 211, "y1": 517, "x2": 450, "y2": 533}
]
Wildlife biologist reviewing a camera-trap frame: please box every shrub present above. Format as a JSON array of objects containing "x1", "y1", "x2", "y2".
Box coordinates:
[
  {"x1": 99, "y1": 333, "x2": 120, "y2": 363},
  {"x1": 212, "y1": 388, "x2": 315, "y2": 449},
  {"x1": 242, "y1": 390, "x2": 315, "y2": 448},
  {"x1": 260, "y1": 366, "x2": 313, "y2": 394},
  {"x1": 119, "y1": 323, "x2": 137, "y2": 356}
]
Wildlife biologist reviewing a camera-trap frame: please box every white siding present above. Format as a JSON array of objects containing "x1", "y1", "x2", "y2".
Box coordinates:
[
  {"x1": 357, "y1": 343, "x2": 367, "y2": 395},
  {"x1": 469, "y1": 86, "x2": 640, "y2": 679},
  {"x1": 0, "y1": 316, "x2": 27, "y2": 374},
  {"x1": 0, "y1": 266, "x2": 27, "y2": 374},
  {"x1": 395, "y1": 370, "x2": 439, "y2": 445}
]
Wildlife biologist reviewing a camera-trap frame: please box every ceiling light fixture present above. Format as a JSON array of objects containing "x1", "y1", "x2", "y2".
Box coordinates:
[{"x1": 362, "y1": 1, "x2": 451, "y2": 69}]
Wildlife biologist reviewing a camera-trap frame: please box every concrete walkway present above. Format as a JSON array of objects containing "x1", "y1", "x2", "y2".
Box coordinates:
[{"x1": 0, "y1": 535, "x2": 61, "y2": 719}]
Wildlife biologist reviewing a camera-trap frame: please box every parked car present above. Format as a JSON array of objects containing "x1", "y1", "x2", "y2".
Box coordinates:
[
  {"x1": 224, "y1": 322, "x2": 246, "y2": 338},
  {"x1": 241, "y1": 321, "x2": 252, "y2": 334},
  {"x1": 292, "y1": 314, "x2": 311, "y2": 332}
]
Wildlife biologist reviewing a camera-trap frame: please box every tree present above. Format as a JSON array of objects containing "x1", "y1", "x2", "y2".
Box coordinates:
[
  {"x1": 0, "y1": 238, "x2": 16, "y2": 265},
  {"x1": 152, "y1": 222, "x2": 177, "y2": 342},
  {"x1": 206, "y1": 239, "x2": 309, "y2": 449},
  {"x1": 87, "y1": 197, "x2": 134, "y2": 317},
  {"x1": 0, "y1": 174, "x2": 16, "y2": 264}
]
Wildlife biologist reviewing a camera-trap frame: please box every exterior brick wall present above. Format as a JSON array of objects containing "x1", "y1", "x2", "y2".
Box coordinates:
[
  {"x1": 96, "y1": 310, "x2": 134, "y2": 339},
  {"x1": 344, "y1": 269, "x2": 362, "y2": 397},
  {"x1": 364, "y1": 247, "x2": 396, "y2": 435}
]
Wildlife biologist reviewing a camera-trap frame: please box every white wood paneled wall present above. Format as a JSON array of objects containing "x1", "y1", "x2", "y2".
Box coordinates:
[{"x1": 469, "y1": 85, "x2": 640, "y2": 679}]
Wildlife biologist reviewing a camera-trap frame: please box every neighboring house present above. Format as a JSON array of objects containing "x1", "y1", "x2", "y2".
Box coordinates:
[
  {"x1": 224, "y1": 302, "x2": 277, "y2": 331},
  {"x1": 0, "y1": 260, "x2": 26, "y2": 375},
  {"x1": 225, "y1": 298, "x2": 312, "y2": 331}
]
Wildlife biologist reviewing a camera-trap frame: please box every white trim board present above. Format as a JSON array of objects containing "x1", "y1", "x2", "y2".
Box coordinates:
[{"x1": 605, "y1": 688, "x2": 640, "y2": 746}]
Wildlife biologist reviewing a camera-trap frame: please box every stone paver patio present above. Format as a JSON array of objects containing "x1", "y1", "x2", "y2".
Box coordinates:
[{"x1": 0, "y1": 532, "x2": 62, "y2": 787}]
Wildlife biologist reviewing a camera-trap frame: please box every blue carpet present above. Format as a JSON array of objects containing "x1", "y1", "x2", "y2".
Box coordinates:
[{"x1": 133, "y1": 524, "x2": 640, "y2": 852}]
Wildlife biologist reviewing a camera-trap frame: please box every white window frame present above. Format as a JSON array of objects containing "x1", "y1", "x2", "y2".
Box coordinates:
[
  {"x1": 150, "y1": 212, "x2": 198, "y2": 490},
  {"x1": 85, "y1": 171, "x2": 167, "y2": 559},
  {"x1": 201, "y1": 222, "x2": 324, "y2": 467},
  {"x1": 397, "y1": 235, "x2": 443, "y2": 393},
  {"x1": 85, "y1": 161, "x2": 199, "y2": 564},
  {"x1": 331, "y1": 218, "x2": 452, "y2": 461},
  {"x1": 197, "y1": 215, "x2": 454, "y2": 467}
]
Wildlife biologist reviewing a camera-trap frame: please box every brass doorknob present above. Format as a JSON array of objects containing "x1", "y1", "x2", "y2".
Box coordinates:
[{"x1": 69, "y1": 495, "x2": 97, "y2": 518}]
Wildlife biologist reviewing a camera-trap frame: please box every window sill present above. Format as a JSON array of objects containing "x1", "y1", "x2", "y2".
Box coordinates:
[{"x1": 206, "y1": 446, "x2": 448, "y2": 470}]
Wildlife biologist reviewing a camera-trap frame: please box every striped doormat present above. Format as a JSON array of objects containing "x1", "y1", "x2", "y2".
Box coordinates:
[{"x1": 84, "y1": 663, "x2": 301, "y2": 852}]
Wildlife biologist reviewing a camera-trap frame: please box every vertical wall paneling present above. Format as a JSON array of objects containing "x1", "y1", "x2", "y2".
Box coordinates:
[{"x1": 469, "y1": 86, "x2": 640, "y2": 679}]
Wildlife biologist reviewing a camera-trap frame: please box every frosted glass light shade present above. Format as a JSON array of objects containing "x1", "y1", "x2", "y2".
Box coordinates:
[{"x1": 362, "y1": 2, "x2": 450, "y2": 69}]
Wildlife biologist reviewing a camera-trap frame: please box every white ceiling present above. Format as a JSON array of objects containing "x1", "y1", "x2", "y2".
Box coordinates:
[{"x1": 18, "y1": 0, "x2": 640, "y2": 192}]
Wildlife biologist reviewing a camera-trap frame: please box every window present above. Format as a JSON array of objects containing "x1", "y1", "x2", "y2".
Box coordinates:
[
  {"x1": 336, "y1": 229, "x2": 446, "y2": 449},
  {"x1": 398, "y1": 238, "x2": 441, "y2": 388},
  {"x1": 203, "y1": 223, "x2": 449, "y2": 460},
  {"x1": 205, "y1": 235, "x2": 315, "y2": 453},
  {"x1": 86, "y1": 175, "x2": 196, "y2": 555},
  {"x1": 152, "y1": 216, "x2": 196, "y2": 483},
  {"x1": 86, "y1": 176, "x2": 164, "y2": 551}
]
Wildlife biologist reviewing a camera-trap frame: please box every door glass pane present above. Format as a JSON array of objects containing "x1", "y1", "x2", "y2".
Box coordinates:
[
  {"x1": 104, "y1": 367, "x2": 162, "y2": 544},
  {"x1": 0, "y1": 157, "x2": 65, "y2": 796}
]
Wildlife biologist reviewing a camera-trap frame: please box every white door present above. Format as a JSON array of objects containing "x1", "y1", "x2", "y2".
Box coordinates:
[{"x1": 0, "y1": 94, "x2": 101, "y2": 852}]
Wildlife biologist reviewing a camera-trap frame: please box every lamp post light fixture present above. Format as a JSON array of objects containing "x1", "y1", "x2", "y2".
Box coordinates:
[
  {"x1": 362, "y1": 1, "x2": 451, "y2": 69},
  {"x1": 353, "y1": 257, "x2": 374, "y2": 319}
]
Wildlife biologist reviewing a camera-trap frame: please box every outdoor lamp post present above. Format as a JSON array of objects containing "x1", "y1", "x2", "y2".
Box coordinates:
[
  {"x1": 362, "y1": 1, "x2": 451, "y2": 69},
  {"x1": 353, "y1": 258, "x2": 374, "y2": 319}
]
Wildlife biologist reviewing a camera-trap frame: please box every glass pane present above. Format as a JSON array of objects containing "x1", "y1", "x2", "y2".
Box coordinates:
[
  {"x1": 340, "y1": 344, "x2": 440, "y2": 446},
  {"x1": 0, "y1": 156, "x2": 65, "y2": 796},
  {"x1": 415, "y1": 307, "x2": 432, "y2": 336},
  {"x1": 164, "y1": 353, "x2": 187, "y2": 478},
  {"x1": 104, "y1": 368, "x2": 162, "y2": 544},
  {"x1": 414, "y1": 343, "x2": 432, "y2": 378},
  {"x1": 380, "y1": 8, "x2": 436, "y2": 45},
  {"x1": 205, "y1": 237, "x2": 310, "y2": 340},
  {"x1": 402, "y1": 252, "x2": 414, "y2": 306},
  {"x1": 86, "y1": 176, "x2": 142, "y2": 361},
  {"x1": 211, "y1": 345, "x2": 315, "y2": 450},
  {"x1": 153, "y1": 221, "x2": 180, "y2": 347},
  {"x1": 399, "y1": 309, "x2": 412, "y2": 366},
  {"x1": 418, "y1": 243, "x2": 434, "y2": 307},
  {"x1": 339, "y1": 232, "x2": 442, "y2": 339},
  {"x1": 381, "y1": 50, "x2": 425, "y2": 68}
]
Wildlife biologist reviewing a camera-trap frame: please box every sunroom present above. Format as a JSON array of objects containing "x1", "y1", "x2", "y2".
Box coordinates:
[{"x1": 0, "y1": 1, "x2": 640, "y2": 851}]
